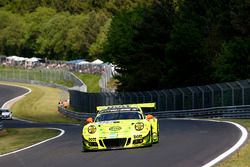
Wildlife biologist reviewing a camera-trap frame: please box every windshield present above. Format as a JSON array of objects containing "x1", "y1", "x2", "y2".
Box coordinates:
[
  {"x1": 95, "y1": 112, "x2": 143, "y2": 122},
  {"x1": 1, "y1": 110, "x2": 9, "y2": 113}
]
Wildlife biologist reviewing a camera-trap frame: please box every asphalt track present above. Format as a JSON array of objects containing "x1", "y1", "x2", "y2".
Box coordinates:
[
  {"x1": 0, "y1": 84, "x2": 29, "y2": 106},
  {"x1": 0, "y1": 84, "x2": 245, "y2": 167}
]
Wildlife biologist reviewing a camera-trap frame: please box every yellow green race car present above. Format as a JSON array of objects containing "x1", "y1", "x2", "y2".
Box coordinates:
[{"x1": 82, "y1": 103, "x2": 159, "y2": 151}]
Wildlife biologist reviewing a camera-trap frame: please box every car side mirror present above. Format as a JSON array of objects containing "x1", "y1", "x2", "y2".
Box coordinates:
[
  {"x1": 86, "y1": 117, "x2": 93, "y2": 124},
  {"x1": 146, "y1": 114, "x2": 154, "y2": 121}
]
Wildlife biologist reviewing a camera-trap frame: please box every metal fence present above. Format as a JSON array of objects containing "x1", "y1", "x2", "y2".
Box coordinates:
[
  {"x1": 99, "y1": 64, "x2": 115, "y2": 92},
  {"x1": 0, "y1": 68, "x2": 86, "y2": 90},
  {"x1": 69, "y1": 80, "x2": 250, "y2": 113},
  {"x1": 58, "y1": 105, "x2": 250, "y2": 120},
  {"x1": 1, "y1": 55, "x2": 114, "y2": 92}
]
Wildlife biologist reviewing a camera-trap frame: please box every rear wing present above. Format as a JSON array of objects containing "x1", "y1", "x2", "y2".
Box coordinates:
[{"x1": 96, "y1": 103, "x2": 156, "y2": 111}]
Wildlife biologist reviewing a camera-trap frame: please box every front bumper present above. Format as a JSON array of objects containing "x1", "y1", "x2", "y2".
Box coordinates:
[
  {"x1": 2, "y1": 115, "x2": 12, "y2": 119},
  {"x1": 82, "y1": 131, "x2": 152, "y2": 151}
]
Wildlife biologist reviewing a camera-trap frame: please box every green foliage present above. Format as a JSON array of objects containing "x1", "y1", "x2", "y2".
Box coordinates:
[
  {"x1": 0, "y1": 0, "x2": 249, "y2": 91},
  {"x1": 0, "y1": 11, "x2": 26, "y2": 55},
  {"x1": 214, "y1": 38, "x2": 250, "y2": 81},
  {"x1": 89, "y1": 18, "x2": 112, "y2": 57},
  {"x1": 102, "y1": 1, "x2": 176, "y2": 91},
  {"x1": 164, "y1": 21, "x2": 209, "y2": 88},
  {"x1": 74, "y1": 73, "x2": 101, "y2": 92}
]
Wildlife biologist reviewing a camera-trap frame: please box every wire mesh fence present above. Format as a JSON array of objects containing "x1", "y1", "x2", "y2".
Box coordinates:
[
  {"x1": 0, "y1": 67, "x2": 86, "y2": 89},
  {"x1": 69, "y1": 80, "x2": 250, "y2": 113},
  {"x1": 99, "y1": 64, "x2": 115, "y2": 92}
]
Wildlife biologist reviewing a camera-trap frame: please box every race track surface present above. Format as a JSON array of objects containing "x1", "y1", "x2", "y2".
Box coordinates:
[
  {"x1": 0, "y1": 84, "x2": 243, "y2": 167},
  {"x1": 0, "y1": 84, "x2": 29, "y2": 107}
]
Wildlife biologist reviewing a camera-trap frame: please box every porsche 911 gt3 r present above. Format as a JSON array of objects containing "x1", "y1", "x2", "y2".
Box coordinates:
[{"x1": 82, "y1": 103, "x2": 159, "y2": 151}]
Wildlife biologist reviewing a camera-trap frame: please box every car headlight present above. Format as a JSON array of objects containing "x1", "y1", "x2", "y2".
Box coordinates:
[
  {"x1": 88, "y1": 125, "x2": 97, "y2": 134},
  {"x1": 135, "y1": 122, "x2": 144, "y2": 131}
]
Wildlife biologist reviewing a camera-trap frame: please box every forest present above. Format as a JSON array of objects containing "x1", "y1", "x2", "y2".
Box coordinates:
[{"x1": 0, "y1": 0, "x2": 249, "y2": 91}]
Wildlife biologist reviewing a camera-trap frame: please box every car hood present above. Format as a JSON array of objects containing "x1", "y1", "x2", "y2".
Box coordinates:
[
  {"x1": 94, "y1": 120, "x2": 145, "y2": 133},
  {"x1": 2, "y1": 112, "x2": 10, "y2": 116}
]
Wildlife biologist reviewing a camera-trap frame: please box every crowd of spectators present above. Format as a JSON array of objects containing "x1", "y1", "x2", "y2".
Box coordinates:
[{"x1": 0, "y1": 55, "x2": 114, "y2": 75}]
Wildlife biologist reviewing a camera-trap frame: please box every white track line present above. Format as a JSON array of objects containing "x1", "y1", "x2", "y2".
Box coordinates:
[
  {"x1": 0, "y1": 83, "x2": 66, "y2": 158},
  {"x1": 202, "y1": 120, "x2": 248, "y2": 167},
  {"x1": 163, "y1": 118, "x2": 248, "y2": 167},
  {"x1": 0, "y1": 83, "x2": 32, "y2": 109},
  {"x1": 0, "y1": 128, "x2": 65, "y2": 157},
  {"x1": 1, "y1": 84, "x2": 248, "y2": 163}
]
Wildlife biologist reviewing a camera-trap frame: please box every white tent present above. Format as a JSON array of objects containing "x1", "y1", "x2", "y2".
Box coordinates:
[
  {"x1": 26, "y1": 57, "x2": 41, "y2": 62},
  {"x1": 77, "y1": 60, "x2": 90, "y2": 65},
  {"x1": 15, "y1": 57, "x2": 28, "y2": 61},
  {"x1": 6, "y1": 56, "x2": 19, "y2": 60},
  {"x1": 91, "y1": 59, "x2": 103, "y2": 64}
]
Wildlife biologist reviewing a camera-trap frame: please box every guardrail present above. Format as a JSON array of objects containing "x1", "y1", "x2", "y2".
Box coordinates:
[
  {"x1": 58, "y1": 105, "x2": 250, "y2": 120},
  {"x1": 146, "y1": 105, "x2": 250, "y2": 119},
  {"x1": 58, "y1": 106, "x2": 95, "y2": 121}
]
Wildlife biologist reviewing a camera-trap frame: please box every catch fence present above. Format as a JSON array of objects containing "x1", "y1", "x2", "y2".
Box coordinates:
[
  {"x1": 69, "y1": 80, "x2": 250, "y2": 113},
  {"x1": 0, "y1": 68, "x2": 86, "y2": 90}
]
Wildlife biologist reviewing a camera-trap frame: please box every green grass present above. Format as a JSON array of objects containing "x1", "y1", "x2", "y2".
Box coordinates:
[
  {"x1": 217, "y1": 119, "x2": 250, "y2": 167},
  {"x1": 54, "y1": 80, "x2": 74, "y2": 87},
  {"x1": 0, "y1": 81, "x2": 79, "y2": 123},
  {"x1": 0, "y1": 128, "x2": 60, "y2": 154},
  {"x1": 74, "y1": 73, "x2": 101, "y2": 92}
]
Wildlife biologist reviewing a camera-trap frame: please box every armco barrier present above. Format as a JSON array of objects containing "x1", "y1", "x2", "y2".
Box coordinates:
[
  {"x1": 58, "y1": 106, "x2": 95, "y2": 121},
  {"x1": 146, "y1": 105, "x2": 250, "y2": 119},
  {"x1": 58, "y1": 105, "x2": 250, "y2": 120}
]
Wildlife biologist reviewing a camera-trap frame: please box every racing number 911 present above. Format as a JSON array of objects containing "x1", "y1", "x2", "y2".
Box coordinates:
[{"x1": 82, "y1": 103, "x2": 159, "y2": 151}]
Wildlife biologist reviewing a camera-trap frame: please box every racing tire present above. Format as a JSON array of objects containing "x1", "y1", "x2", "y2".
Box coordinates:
[{"x1": 153, "y1": 124, "x2": 159, "y2": 144}]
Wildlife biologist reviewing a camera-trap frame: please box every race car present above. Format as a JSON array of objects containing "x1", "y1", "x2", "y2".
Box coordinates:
[
  {"x1": 0, "y1": 109, "x2": 12, "y2": 120},
  {"x1": 82, "y1": 103, "x2": 159, "y2": 151}
]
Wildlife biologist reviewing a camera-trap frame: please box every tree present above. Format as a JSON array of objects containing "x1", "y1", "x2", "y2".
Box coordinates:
[
  {"x1": 23, "y1": 7, "x2": 57, "y2": 58},
  {"x1": 35, "y1": 12, "x2": 71, "y2": 59},
  {"x1": 0, "y1": 11, "x2": 27, "y2": 55},
  {"x1": 88, "y1": 18, "x2": 112, "y2": 57},
  {"x1": 214, "y1": 38, "x2": 250, "y2": 81},
  {"x1": 102, "y1": 0, "x2": 176, "y2": 91}
]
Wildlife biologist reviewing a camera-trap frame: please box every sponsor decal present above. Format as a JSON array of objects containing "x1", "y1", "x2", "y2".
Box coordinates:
[
  {"x1": 89, "y1": 138, "x2": 96, "y2": 142},
  {"x1": 109, "y1": 134, "x2": 118, "y2": 138},
  {"x1": 134, "y1": 135, "x2": 142, "y2": 138},
  {"x1": 109, "y1": 126, "x2": 122, "y2": 131}
]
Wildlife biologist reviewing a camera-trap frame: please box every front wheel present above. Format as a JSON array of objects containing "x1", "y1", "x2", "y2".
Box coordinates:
[{"x1": 152, "y1": 124, "x2": 159, "y2": 144}]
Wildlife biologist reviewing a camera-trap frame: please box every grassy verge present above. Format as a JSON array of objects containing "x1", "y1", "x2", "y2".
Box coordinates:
[
  {"x1": 218, "y1": 119, "x2": 250, "y2": 167},
  {"x1": 74, "y1": 73, "x2": 101, "y2": 92},
  {"x1": 0, "y1": 128, "x2": 60, "y2": 154},
  {"x1": 0, "y1": 81, "x2": 79, "y2": 123}
]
